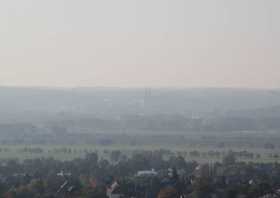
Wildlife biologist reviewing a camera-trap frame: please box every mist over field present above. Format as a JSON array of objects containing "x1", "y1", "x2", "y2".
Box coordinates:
[
  {"x1": 1, "y1": 87, "x2": 280, "y2": 120},
  {"x1": 0, "y1": 87, "x2": 280, "y2": 127},
  {"x1": 1, "y1": 87, "x2": 280, "y2": 146}
]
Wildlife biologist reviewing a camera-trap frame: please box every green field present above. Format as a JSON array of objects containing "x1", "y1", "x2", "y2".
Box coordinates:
[{"x1": 0, "y1": 144, "x2": 279, "y2": 163}]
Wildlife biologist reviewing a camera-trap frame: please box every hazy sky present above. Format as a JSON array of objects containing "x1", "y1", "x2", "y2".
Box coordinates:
[{"x1": 0, "y1": 0, "x2": 279, "y2": 88}]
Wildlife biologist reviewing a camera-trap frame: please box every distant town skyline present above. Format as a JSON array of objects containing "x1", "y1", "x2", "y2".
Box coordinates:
[{"x1": 0, "y1": 0, "x2": 279, "y2": 88}]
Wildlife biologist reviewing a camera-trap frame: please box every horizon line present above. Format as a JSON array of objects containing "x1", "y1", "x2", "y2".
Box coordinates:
[{"x1": 0, "y1": 85, "x2": 279, "y2": 91}]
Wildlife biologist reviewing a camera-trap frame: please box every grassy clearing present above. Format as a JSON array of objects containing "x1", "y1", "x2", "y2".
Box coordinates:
[{"x1": 0, "y1": 144, "x2": 279, "y2": 163}]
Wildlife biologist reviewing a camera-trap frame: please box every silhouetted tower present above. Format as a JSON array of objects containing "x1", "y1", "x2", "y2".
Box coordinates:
[{"x1": 144, "y1": 88, "x2": 152, "y2": 104}]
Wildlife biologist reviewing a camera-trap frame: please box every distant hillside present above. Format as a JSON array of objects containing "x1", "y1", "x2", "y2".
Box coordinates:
[
  {"x1": 227, "y1": 105, "x2": 280, "y2": 118},
  {"x1": 0, "y1": 87, "x2": 280, "y2": 123}
]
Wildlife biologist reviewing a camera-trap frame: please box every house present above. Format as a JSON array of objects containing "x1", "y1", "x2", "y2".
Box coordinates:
[
  {"x1": 136, "y1": 169, "x2": 158, "y2": 177},
  {"x1": 57, "y1": 170, "x2": 72, "y2": 177},
  {"x1": 106, "y1": 181, "x2": 123, "y2": 198}
]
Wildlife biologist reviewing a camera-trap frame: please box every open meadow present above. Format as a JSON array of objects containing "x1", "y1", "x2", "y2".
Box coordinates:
[{"x1": 0, "y1": 142, "x2": 279, "y2": 163}]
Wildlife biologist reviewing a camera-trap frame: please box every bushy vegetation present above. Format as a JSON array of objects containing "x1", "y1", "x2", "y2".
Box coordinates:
[{"x1": 0, "y1": 150, "x2": 279, "y2": 198}]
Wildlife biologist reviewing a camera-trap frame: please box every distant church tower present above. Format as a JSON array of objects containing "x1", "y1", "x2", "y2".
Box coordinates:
[{"x1": 144, "y1": 88, "x2": 152, "y2": 104}]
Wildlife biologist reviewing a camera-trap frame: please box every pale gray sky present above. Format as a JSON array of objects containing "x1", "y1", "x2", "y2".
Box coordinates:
[{"x1": 0, "y1": 0, "x2": 279, "y2": 88}]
